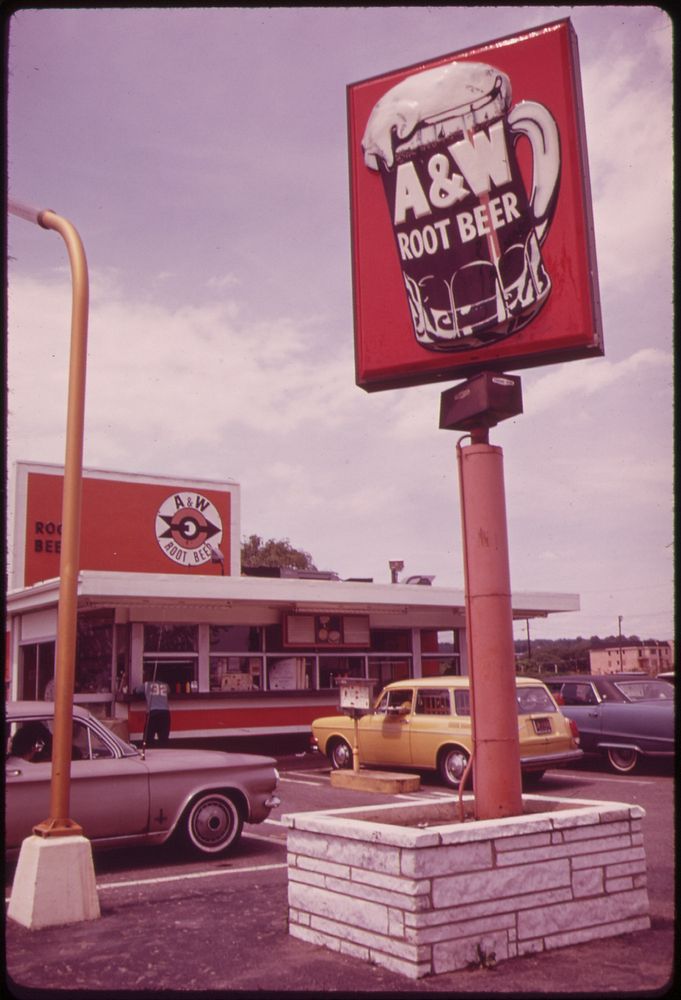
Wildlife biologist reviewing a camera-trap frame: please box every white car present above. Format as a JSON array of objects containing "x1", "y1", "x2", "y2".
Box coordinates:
[{"x1": 5, "y1": 702, "x2": 281, "y2": 857}]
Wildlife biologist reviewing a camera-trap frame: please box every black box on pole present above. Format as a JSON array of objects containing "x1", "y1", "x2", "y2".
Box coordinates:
[{"x1": 439, "y1": 372, "x2": 523, "y2": 431}]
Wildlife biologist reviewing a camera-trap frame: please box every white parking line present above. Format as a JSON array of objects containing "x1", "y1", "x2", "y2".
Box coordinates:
[
  {"x1": 279, "y1": 775, "x2": 326, "y2": 786},
  {"x1": 396, "y1": 790, "x2": 453, "y2": 801},
  {"x1": 548, "y1": 773, "x2": 655, "y2": 786},
  {"x1": 244, "y1": 829, "x2": 286, "y2": 842},
  {"x1": 96, "y1": 861, "x2": 287, "y2": 891},
  {"x1": 4, "y1": 861, "x2": 289, "y2": 903},
  {"x1": 282, "y1": 768, "x2": 328, "y2": 777}
]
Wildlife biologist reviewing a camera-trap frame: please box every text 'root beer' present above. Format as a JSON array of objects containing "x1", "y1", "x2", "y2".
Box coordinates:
[{"x1": 362, "y1": 60, "x2": 561, "y2": 352}]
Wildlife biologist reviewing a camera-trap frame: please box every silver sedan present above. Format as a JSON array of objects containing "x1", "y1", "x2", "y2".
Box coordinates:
[{"x1": 5, "y1": 702, "x2": 281, "y2": 857}]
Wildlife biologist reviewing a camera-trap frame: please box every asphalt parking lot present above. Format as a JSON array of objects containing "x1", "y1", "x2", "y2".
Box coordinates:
[{"x1": 4, "y1": 754, "x2": 676, "y2": 998}]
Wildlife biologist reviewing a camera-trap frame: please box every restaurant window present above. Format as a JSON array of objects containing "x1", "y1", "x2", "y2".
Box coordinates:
[
  {"x1": 421, "y1": 628, "x2": 461, "y2": 676},
  {"x1": 75, "y1": 610, "x2": 114, "y2": 694},
  {"x1": 210, "y1": 625, "x2": 262, "y2": 653},
  {"x1": 368, "y1": 657, "x2": 411, "y2": 691},
  {"x1": 143, "y1": 658, "x2": 198, "y2": 692},
  {"x1": 211, "y1": 656, "x2": 263, "y2": 692},
  {"x1": 264, "y1": 623, "x2": 301, "y2": 652},
  {"x1": 143, "y1": 624, "x2": 199, "y2": 692},
  {"x1": 318, "y1": 656, "x2": 365, "y2": 690},
  {"x1": 144, "y1": 624, "x2": 198, "y2": 653},
  {"x1": 209, "y1": 626, "x2": 263, "y2": 691},
  {"x1": 20, "y1": 641, "x2": 55, "y2": 700},
  {"x1": 370, "y1": 629, "x2": 411, "y2": 652},
  {"x1": 266, "y1": 656, "x2": 315, "y2": 691}
]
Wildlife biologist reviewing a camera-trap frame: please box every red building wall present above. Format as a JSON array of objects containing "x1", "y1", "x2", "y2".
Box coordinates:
[{"x1": 22, "y1": 470, "x2": 233, "y2": 586}]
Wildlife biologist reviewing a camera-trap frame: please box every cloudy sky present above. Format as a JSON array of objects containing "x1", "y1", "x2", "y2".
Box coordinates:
[{"x1": 6, "y1": 6, "x2": 673, "y2": 642}]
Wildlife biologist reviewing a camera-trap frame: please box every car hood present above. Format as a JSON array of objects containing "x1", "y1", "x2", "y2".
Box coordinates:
[{"x1": 138, "y1": 748, "x2": 277, "y2": 772}]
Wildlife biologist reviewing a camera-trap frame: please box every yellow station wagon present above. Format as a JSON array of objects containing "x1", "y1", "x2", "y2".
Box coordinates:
[{"x1": 311, "y1": 676, "x2": 582, "y2": 787}]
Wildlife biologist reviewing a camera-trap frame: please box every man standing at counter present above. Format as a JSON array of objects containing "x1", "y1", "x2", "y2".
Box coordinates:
[{"x1": 135, "y1": 679, "x2": 172, "y2": 747}]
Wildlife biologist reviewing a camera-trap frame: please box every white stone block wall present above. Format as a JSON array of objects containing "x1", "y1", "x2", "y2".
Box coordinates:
[{"x1": 285, "y1": 795, "x2": 650, "y2": 979}]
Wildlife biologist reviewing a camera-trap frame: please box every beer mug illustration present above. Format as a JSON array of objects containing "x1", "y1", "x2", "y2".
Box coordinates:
[{"x1": 362, "y1": 60, "x2": 561, "y2": 351}]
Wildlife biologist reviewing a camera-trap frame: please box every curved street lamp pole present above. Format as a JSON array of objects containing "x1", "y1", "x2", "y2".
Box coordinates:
[{"x1": 9, "y1": 199, "x2": 88, "y2": 837}]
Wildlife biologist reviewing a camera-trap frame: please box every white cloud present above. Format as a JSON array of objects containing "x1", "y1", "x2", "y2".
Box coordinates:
[
  {"x1": 6, "y1": 271, "x2": 364, "y2": 478},
  {"x1": 205, "y1": 273, "x2": 242, "y2": 290},
  {"x1": 523, "y1": 350, "x2": 671, "y2": 415},
  {"x1": 581, "y1": 23, "x2": 673, "y2": 292}
]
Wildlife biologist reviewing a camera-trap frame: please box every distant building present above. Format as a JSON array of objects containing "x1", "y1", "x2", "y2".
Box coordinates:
[{"x1": 589, "y1": 641, "x2": 674, "y2": 676}]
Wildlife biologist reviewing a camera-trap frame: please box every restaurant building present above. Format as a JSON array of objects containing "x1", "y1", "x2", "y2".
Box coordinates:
[{"x1": 5, "y1": 462, "x2": 579, "y2": 748}]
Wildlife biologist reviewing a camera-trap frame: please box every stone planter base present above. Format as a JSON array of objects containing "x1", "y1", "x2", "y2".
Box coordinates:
[{"x1": 284, "y1": 795, "x2": 650, "y2": 979}]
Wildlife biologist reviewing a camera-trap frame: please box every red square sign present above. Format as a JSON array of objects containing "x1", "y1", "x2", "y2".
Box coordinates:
[{"x1": 348, "y1": 18, "x2": 603, "y2": 391}]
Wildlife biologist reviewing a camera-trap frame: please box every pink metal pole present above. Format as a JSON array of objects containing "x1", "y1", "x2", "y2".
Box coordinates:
[{"x1": 457, "y1": 437, "x2": 523, "y2": 820}]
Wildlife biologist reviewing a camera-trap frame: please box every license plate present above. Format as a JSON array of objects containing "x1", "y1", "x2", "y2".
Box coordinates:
[{"x1": 533, "y1": 717, "x2": 552, "y2": 735}]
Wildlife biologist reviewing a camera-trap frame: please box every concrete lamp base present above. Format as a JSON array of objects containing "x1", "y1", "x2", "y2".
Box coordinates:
[
  {"x1": 330, "y1": 769, "x2": 421, "y2": 794},
  {"x1": 8, "y1": 835, "x2": 100, "y2": 930}
]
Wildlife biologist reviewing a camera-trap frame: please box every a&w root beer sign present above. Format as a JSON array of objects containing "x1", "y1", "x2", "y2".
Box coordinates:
[{"x1": 348, "y1": 19, "x2": 603, "y2": 391}]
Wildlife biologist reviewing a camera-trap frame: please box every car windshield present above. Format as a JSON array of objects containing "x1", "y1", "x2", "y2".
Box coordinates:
[{"x1": 613, "y1": 680, "x2": 673, "y2": 702}]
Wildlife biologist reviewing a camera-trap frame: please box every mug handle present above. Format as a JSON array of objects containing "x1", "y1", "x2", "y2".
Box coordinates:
[{"x1": 507, "y1": 100, "x2": 561, "y2": 245}]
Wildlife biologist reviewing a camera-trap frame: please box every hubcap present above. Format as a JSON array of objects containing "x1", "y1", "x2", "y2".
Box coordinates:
[
  {"x1": 446, "y1": 752, "x2": 467, "y2": 782},
  {"x1": 193, "y1": 799, "x2": 231, "y2": 846},
  {"x1": 610, "y1": 748, "x2": 636, "y2": 770}
]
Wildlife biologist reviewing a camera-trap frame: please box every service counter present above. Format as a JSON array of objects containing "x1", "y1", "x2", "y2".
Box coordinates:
[{"x1": 127, "y1": 688, "x2": 340, "y2": 744}]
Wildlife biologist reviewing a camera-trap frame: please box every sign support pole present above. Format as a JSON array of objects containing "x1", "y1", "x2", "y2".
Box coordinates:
[
  {"x1": 456, "y1": 427, "x2": 523, "y2": 820},
  {"x1": 352, "y1": 713, "x2": 360, "y2": 772}
]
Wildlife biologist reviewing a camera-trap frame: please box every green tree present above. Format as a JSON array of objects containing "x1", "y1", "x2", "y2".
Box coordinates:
[{"x1": 241, "y1": 534, "x2": 317, "y2": 571}]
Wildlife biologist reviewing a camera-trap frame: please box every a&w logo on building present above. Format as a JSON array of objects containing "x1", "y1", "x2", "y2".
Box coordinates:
[{"x1": 155, "y1": 492, "x2": 223, "y2": 567}]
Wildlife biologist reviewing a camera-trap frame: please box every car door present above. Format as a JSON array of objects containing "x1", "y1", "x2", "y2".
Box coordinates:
[
  {"x1": 408, "y1": 686, "x2": 463, "y2": 768},
  {"x1": 5, "y1": 714, "x2": 150, "y2": 849},
  {"x1": 68, "y1": 718, "x2": 150, "y2": 841},
  {"x1": 558, "y1": 682, "x2": 602, "y2": 751},
  {"x1": 596, "y1": 699, "x2": 674, "y2": 754},
  {"x1": 5, "y1": 752, "x2": 52, "y2": 850},
  {"x1": 358, "y1": 688, "x2": 414, "y2": 766}
]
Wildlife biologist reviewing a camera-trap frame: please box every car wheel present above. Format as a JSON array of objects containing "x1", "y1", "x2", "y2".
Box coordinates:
[
  {"x1": 184, "y1": 792, "x2": 243, "y2": 856},
  {"x1": 329, "y1": 738, "x2": 353, "y2": 770},
  {"x1": 606, "y1": 747, "x2": 639, "y2": 774},
  {"x1": 438, "y1": 746, "x2": 470, "y2": 789}
]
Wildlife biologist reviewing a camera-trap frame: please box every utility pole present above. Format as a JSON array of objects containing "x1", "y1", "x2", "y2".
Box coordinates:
[
  {"x1": 526, "y1": 619, "x2": 532, "y2": 665},
  {"x1": 618, "y1": 615, "x2": 624, "y2": 672}
]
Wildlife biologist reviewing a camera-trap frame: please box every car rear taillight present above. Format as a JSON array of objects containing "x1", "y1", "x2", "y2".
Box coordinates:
[{"x1": 569, "y1": 718, "x2": 580, "y2": 744}]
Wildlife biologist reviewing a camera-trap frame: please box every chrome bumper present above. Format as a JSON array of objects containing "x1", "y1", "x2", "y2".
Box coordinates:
[{"x1": 520, "y1": 749, "x2": 584, "y2": 771}]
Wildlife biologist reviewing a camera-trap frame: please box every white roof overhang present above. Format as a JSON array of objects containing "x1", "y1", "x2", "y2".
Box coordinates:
[{"x1": 5, "y1": 570, "x2": 579, "y2": 619}]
